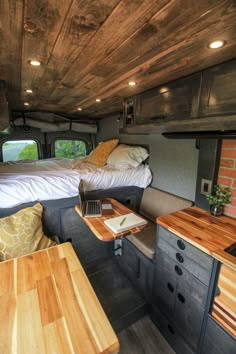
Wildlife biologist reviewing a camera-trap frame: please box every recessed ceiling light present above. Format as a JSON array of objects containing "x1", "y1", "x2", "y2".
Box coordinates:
[
  {"x1": 160, "y1": 87, "x2": 169, "y2": 94},
  {"x1": 24, "y1": 102, "x2": 30, "y2": 106},
  {"x1": 128, "y1": 81, "x2": 136, "y2": 86},
  {"x1": 96, "y1": 98, "x2": 101, "y2": 102},
  {"x1": 78, "y1": 107, "x2": 82, "y2": 111},
  {"x1": 25, "y1": 89, "x2": 33, "y2": 93},
  {"x1": 208, "y1": 40, "x2": 226, "y2": 49},
  {"x1": 29, "y1": 60, "x2": 41, "y2": 66}
]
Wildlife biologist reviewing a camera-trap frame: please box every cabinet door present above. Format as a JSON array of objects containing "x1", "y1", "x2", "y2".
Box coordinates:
[
  {"x1": 199, "y1": 59, "x2": 236, "y2": 116},
  {"x1": 201, "y1": 316, "x2": 236, "y2": 354},
  {"x1": 136, "y1": 73, "x2": 201, "y2": 124}
]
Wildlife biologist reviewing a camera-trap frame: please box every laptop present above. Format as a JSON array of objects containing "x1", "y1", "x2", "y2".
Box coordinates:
[{"x1": 78, "y1": 180, "x2": 113, "y2": 217}]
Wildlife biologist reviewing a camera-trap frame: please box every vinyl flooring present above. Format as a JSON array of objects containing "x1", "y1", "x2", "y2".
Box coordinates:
[{"x1": 118, "y1": 315, "x2": 176, "y2": 354}]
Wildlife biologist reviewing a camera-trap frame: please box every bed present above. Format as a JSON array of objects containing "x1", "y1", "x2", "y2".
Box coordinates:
[{"x1": 0, "y1": 157, "x2": 152, "y2": 208}]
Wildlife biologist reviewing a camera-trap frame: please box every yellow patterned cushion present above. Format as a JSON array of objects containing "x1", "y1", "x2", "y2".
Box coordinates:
[
  {"x1": 0, "y1": 203, "x2": 56, "y2": 261},
  {"x1": 86, "y1": 139, "x2": 119, "y2": 167}
]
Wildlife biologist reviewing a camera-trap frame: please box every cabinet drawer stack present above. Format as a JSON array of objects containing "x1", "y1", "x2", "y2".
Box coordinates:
[{"x1": 152, "y1": 226, "x2": 214, "y2": 354}]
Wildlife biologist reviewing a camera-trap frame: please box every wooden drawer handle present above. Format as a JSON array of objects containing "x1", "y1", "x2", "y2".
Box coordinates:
[
  {"x1": 175, "y1": 265, "x2": 183, "y2": 276},
  {"x1": 177, "y1": 239, "x2": 185, "y2": 250},
  {"x1": 176, "y1": 252, "x2": 184, "y2": 263},
  {"x1": 167, "y1": 282, "x2": 174, "y2": 293},
  {"x1": 177, "y1": 292, "x2": 185, "y2": 304}
]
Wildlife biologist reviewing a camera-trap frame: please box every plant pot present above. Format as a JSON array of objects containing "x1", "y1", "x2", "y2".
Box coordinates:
[{"x1": 210, "y1": 205, "x2": 223, "y2": 217}]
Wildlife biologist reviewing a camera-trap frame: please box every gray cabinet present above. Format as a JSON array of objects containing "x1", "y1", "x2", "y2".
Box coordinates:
[
  {"x1": 201, "y1": 316, "x2": 236, "y2": 354},
  {"x1": 135, "y1": 73, "x2": 201, "y2": 124},
  {"x1": 199, "y1": 59, "x2": 236, "y2": 117},
  {"x1": 152, "y1": 226, "x2": 214, "y2": 353}
]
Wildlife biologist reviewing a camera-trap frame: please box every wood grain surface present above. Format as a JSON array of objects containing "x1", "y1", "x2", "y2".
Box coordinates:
[
  {"x1": 1, "y1": 0, "x2": 236, "y2": 118},
  {"x1": 212, "y1": 264, "x2": 236, "y2": 337},
  {"x1": 0, "y1": 243, "x2": 119, "y2": 354},
  {"x1": 157, "y1": 206, "x2": 236, "y2": 270},
  {"x1": 75, "y1": 198, "x2": 148, "y2": 241}
]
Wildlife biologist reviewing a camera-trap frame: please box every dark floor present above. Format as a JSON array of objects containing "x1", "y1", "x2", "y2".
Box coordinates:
[
  {"x1": 88, "y1": 258, "x2": 147, "y2": 332},
  {"x1": 118, "y1": 316, "x2": 175, "y2": 354}
]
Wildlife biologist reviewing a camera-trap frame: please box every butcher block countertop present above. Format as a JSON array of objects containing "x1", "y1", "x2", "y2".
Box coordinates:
[
  {"x1": 0, "y1": 242, "x2": 119, "y2": 354},
  {"x1": 156, "y1": 206, "x2": 236, "y2": 271}
]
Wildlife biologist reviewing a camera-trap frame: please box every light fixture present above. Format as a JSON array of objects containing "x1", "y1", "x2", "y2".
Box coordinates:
[
  {"x1": 25, "y1": 89, "x2": 33, "y2": 93},
  {"x1": 208, "y1": 40, "x2": 226, "y2": 49},
  {"x1": 96, "y1": 98, "x2": 101, "y2": 102},
  {"x1": 78, "y1": 107, "x2": 82, "y2": 111},
  {"x1": 128, "y1": 81, "x2": 136, "y2": 86},
  {"x1": 29, "y1": 60, "x2": 41, "y2": 66},
  {"x1": 160, "y1": 87, "x2": 169, "y2": 94},
  {"x1": 24, "y1": 102, "x2": 30, "y2": 106}
]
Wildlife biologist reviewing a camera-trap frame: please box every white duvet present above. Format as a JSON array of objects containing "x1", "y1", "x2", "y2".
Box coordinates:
[{"x1": 0, "y1": 158, "x2": 152, "y2": 208}]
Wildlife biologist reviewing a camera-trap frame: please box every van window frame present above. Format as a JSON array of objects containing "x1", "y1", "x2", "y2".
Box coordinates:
[
  {"x1": 0, "y1": 138, "x2": 41, "y2": 162},
  {"x1": 52, "y1": 137, "x2": 89, "y2": 159}
]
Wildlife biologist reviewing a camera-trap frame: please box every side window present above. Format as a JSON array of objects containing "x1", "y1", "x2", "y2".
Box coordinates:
[
  {"x1": 2, "y1": 140, "x2": 39, "y2": 162},
  {"x1": 54, "y1": 139, "x2": 87, "y2": 158}
]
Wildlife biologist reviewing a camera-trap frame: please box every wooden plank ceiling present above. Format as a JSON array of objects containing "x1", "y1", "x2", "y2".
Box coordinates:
[{"x1": 1, "y1": 0, "x2": 236, "y2": 121}]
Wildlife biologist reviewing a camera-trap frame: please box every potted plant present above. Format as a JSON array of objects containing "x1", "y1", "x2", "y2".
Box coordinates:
[{"x1": 206, "y1": 184, "x2": 232, "y2": 216}]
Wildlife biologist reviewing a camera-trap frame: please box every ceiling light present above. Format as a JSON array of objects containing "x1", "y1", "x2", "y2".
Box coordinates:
[
  {"x1": 29, "y1": 60, "x2": 41, "y2": 66},
  {"x1": 128, "y1": 81, "x2": 136, "y2": 86},
  {"x1": 24, "y1": 102, "x2": 29, "y2": 106},
  {"x1": 78, "y1": 107, "x2": 82, "y2": 111},
  {"x1": 208, "y1": 40, "x2": 226, "y2": 49},
  {"x1": 25, "y1": 89, "x2": 33, "y2": 93},
  {"x1": 160, "y1": 87, "x2": 169, "y2": 94},
  {"x1": 96, "y1": 98, "x2": 101, "y2": 102}
]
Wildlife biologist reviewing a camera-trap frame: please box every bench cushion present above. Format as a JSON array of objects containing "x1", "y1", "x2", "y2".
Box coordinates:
[
  {"x1": 126, "y1": 222, "x2": 156, "y2": 259},
  {"x1": 126, "y1": 187, "x2": 193, "y2": 259}
]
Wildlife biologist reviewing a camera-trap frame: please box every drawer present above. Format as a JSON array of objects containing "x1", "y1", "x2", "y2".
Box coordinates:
[
  {"x1": 154, "y1": 269, "x2": 176, "y2": 317},
  {"x1": 174, "y1": 288, "x2": 204, "y2": 351},
  {"x1": 158, "y1": 229, "x2": 212, "y2": 286},
  {"x1": 201, "y1": 316, "x2": 236, "y2": 354},
  {"x1": 151, "y1": 307, "x2": 194, "y2": 354},
  {"x1": 155, "y1": 249, "x2": 209, "y2": 308}
]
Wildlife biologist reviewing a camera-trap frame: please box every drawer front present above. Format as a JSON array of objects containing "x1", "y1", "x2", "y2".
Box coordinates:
[
  {"x1": 158, "y1": 229, "x2": 212, "y2": 285},
  {"x1": 155, "y1": 249, "x2": 208, "y2": 308},
  {"x1": 154, "y1": 268, "x2": 176, "y2": 317},
  {"x1": 201, "y1": 316, "x2": 236, "y2": 354},
  {"x1": 174, "y1": 288, "x2": 204, "y2": 351},
  {"x1": 151, "y1": 307, "x2": 194, "y2": 354}
]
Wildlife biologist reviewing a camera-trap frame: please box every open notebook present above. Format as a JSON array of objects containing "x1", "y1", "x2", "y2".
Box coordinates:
[{"x1": 104, "y1": 213, "x2": 147, "y2": 234}]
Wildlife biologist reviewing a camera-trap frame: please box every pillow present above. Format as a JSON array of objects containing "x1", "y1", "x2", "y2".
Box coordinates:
[
  {"x1": 107, "y1": 144, "x2": 149, "y2": 169},
  {"x1": 0, "y1": 203, "x2": 56, "y2": 261},
  {"x1": 85, "y1": 139, "x2": 119, "y2": 167}
]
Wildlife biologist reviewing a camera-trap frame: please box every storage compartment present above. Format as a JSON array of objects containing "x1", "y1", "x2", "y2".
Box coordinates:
[
  {"x1": 201, "y1": 316, "x2": 236, "y2": 354},
  {"x1": 151, "y1": 307, "x2": 194, "y2": 354}
]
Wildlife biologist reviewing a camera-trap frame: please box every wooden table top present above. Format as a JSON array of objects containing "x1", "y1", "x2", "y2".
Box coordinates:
[
  {"x1": 157, "y1": 206, "x2": 236, "y2": 271},
  {"x1": 75, "y1": 198, "x2": 148, "y2": 241},
  {"x1": 0, "y1": 243, "x2": 119, "y2": 354}
]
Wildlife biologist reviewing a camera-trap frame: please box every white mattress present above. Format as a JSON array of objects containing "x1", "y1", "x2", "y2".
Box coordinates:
[{"x1": 0, "y1": 159, "x2": 152, "y2": 208}]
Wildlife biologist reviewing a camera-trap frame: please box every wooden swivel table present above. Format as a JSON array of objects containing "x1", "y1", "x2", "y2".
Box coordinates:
[
  {"x1": 0, "y1": 242, "x2": 119, "y2": 354},
  {"x1": 75, "y1": 198, "x2": 147, "y2": 241}
]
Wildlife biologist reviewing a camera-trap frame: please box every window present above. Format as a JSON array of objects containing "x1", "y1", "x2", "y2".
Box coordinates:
[
  {"x1": 2, "y1": 140, "x2": 39, "y2": 162},
  {"x1": 54, "y1": 139, "x2": 87, "y2": 159}
]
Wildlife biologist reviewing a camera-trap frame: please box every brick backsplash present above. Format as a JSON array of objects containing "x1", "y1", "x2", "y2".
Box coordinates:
[{"x1": 217, "y1": 140, "x2": 236, "y2": 218}]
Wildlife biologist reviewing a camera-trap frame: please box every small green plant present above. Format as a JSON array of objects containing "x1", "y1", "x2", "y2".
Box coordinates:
[{"x1": 206, "y1": 184, "x2": 232, "y2": 207}]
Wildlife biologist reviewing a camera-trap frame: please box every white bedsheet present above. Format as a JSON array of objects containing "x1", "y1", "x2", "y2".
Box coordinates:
[{"x1": 0, "y1": 161, "x2": 152, "y2": 208}]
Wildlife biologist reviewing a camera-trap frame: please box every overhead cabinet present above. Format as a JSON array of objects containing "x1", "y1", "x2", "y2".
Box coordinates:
[
  {"x1": 135, "y1": 73, "x2": 201, "y2": 125},
  {"x1": 123, "y1": 59, "x2": 236, "y2": 132},
  {"x1": 199, "y1": 59, "x2": 236, "y2": 117}
]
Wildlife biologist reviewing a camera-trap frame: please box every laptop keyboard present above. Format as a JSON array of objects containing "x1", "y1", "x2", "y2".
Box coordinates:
[{"x1": 86, "y1": 200, "x2": 101, "y2": 216}]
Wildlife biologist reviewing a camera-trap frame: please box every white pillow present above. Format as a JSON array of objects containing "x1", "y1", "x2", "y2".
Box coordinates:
[{"x1": 107, "y1": 144, "x2": 149, "y2": 169}]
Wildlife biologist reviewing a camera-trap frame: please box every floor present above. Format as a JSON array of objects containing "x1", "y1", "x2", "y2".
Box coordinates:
[{"x1": 118, "y1": 316, "x2": 175, "y2": 354}]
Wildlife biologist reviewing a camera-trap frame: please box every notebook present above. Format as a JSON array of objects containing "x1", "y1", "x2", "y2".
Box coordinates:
[
  {"x1": 104, "y1": 213, "x2": 147, "y2": 234},
  {"x1": 78, "y1": 180, "x2": 113, "y2": 217}
]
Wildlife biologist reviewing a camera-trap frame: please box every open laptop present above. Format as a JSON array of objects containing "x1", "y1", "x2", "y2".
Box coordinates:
[{"x1": 78, "y1": 180, "x2": 114, "y2": 217}]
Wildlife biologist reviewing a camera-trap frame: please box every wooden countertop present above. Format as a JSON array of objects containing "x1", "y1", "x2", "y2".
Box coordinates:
[
  {"x1": 75, "y1": 198, "x2": 148, "y2": 241},
  {"x1": 156, "y1": 206, "x2": 236, "y2": 271},
  {"x1": 0, "y1": 243, "x2": 119, "y2": 354}
]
